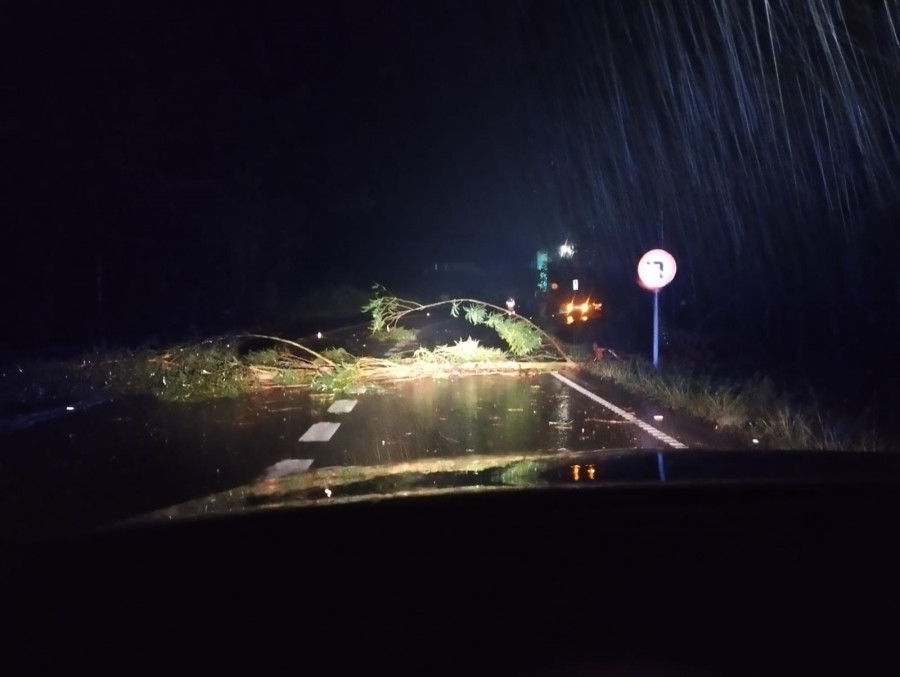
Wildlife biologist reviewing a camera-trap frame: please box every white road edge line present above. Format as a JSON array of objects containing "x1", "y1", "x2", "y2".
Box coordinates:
[{"x1": 551, "y1": 372, "x2": 688, "y2": 449}]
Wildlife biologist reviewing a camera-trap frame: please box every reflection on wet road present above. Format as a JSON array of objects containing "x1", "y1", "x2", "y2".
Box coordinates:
[
  {"x1": 0, "y1": 371, "x2": 687, "y2": 540},
  {"x1": 316, "y1": 372, "x2": 641, "y2": 468}
]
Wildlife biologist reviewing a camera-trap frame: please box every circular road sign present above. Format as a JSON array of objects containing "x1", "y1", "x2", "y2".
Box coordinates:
[{"x1": 638, "y1": 249, "x2": 677, "y2": 290}]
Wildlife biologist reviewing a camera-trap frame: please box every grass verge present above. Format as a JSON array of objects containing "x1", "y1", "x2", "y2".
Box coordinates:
[{"x1": 582, "y1": 356, "x2": 882, "y2": 451}]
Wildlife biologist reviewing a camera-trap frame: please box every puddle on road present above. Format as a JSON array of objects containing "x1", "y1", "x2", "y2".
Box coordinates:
[
  {"x1": 0, "y1": 373, "x2": 641, "y2": 540},
  {"x1": 310, "y1": 373, "x2": 640, "y2": 468}
]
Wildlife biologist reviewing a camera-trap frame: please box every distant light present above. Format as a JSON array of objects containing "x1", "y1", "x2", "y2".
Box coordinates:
[
  {"x1": 66, "y1": 405, "x2": 75, "y2": 411},
  {"x1": 566, "y1": 316, "x2": 574, "y2": 325},
  {"x1": 653, "y1": 415, "x2": 663, "y2": 421},
  {"x1": 551, "y1": 282, "x2": 559, "y2": 290},
  {"x1": 572, "y1": 279, "x2": 579, "y2": 291},
  {"x1": 752, "y1": 438, "x2": 760, "y2": 444},
  {"x1": 559, "y1": 242, "x2": 575, "y2": 258},
  {"x1": 316, "y1": 331, "x2": 323, "y2": 339},
  {"x1": 506, "y1": 297, "x2": 515, "y2": 313},
  {"x1": 324, "y1": 488, "x2": 333, "y2": 498},
  {"x1": 426, "y1": 312, "x2": 430, "y2": 316}
]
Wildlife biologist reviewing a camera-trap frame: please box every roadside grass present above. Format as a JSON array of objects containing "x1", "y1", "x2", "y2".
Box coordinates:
[{"x1": 583, "y1": 356, "x2": 881, "y2": 450}]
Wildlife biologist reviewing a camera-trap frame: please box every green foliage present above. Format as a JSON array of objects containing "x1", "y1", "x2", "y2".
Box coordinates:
[
  {"x1": 362, "y1": 284, "x2": 402, "y2": 333},
  {"x1": 483, "y1": 312, "x2": 543, "y2": 357},
  {"x1": 363, "y1": 286, "x2": 568, "y2": 361},
  {"x1": 413, "y1": 338, "x2": 508, "y2": 363},
  {"x1": 272, "y1": 369, "x2": 313, "y2": 386},
  {"x1": 310, "y1": 363, "x2": 360, "y2": 393},
  {"x1": 81, "y1": 341, "x2": 251, "y2": 403},
  {"x1": 462, "y1": 303, "x2": 488, "y2": 325},
  {"x1": 244, "y1": 348, "x2": 281, "y2": 367},
  {"x1": 74, "y1": 339, "x2": 341, "y2": 402},
  {"x1": 319, "y1": 347, "x2": 355, "y2": 365},
  {"x1": 369, "y1": 326, "x2": 418, "y2": 342},
  {"x1": 459, "y1": 302, "x2": 543, "y2": 357}
]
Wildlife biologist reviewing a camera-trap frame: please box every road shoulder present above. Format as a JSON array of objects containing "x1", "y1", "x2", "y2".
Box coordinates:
[{"x1": 562, "y1": 367, "x2": 748, "y2": 450}]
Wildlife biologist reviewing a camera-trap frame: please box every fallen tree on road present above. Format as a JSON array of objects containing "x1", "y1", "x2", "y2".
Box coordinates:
[
  {"x1": 362, "y1": 284, "x2": 574, "y2": 364},
  {"x1": 13, "y1": 289, "x2": 576, "y2": 404}
]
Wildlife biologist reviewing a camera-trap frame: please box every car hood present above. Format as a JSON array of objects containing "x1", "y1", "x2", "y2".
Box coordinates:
[{"x1": 124, "y1": 448, "x2": 900, "y2": 526}]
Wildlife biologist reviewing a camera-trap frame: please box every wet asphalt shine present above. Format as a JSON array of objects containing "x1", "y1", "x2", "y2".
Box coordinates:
[{"x1": 0, "y1": 318, "x2": 721, "y2": 540}]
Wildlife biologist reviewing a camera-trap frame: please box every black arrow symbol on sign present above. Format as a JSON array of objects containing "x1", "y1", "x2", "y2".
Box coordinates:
[{"x1": 649, "y1": 260, "x2": 665, "y2": 278}]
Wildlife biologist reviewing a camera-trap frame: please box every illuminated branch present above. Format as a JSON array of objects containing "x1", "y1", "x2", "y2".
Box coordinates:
[
  {"x1": 363, "y1": 285, "x2": 573, "y2": 364},
  {"x1": 238, "y1": 334, "x2": 337, "y2": 367}
]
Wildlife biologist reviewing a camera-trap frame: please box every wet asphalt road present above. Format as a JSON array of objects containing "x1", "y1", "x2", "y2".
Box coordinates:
[
  {"x1": 0, "y1": 319, "x2": 723, "y2": 540},
  {"x1": 0, "y1": 370, "x2": 720, "y2": 541}
]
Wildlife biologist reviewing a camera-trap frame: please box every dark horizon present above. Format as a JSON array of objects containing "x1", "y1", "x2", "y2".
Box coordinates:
[{"x1": 2, "y1": 0, "x2": 899, "y2": 399}]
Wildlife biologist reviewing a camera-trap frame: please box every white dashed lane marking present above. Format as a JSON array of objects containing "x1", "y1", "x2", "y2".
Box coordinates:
[
  {"x1": 262, "y1": 459, "x2": 314, "y2": 479},
  {"x1": 327, "y1": 399, "x2": 358, "y2": 414},
  {"x1": 298, "y1": 400, "x2": 359, "y2": 442},
  {"x1": 299, "y1": 421, "x2": 341, "y2": 442},
  {"x1": 551, "y1": 372, "x2": 688, "y2": 449}
]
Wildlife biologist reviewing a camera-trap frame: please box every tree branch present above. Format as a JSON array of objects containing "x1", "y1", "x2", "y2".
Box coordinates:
[
  {"x1": 378, "y1": 297, "x2": 572, "y2": 364},
  {"x1": 237, "y1": 334, "x2": 336, "y2": 367}
]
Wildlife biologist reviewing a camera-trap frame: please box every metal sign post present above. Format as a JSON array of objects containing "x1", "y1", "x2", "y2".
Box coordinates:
[
  {"x1": 637, "y1": 249, "x2": 677, "y2": 369},
  {"x1": 653, "y1": 289, "x2": 660, "y2": 367}
]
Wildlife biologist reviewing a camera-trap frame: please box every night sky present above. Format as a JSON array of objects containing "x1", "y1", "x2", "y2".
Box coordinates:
[{"x1": 3, "y1": 1, "x2": 900, "y2": 391}]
